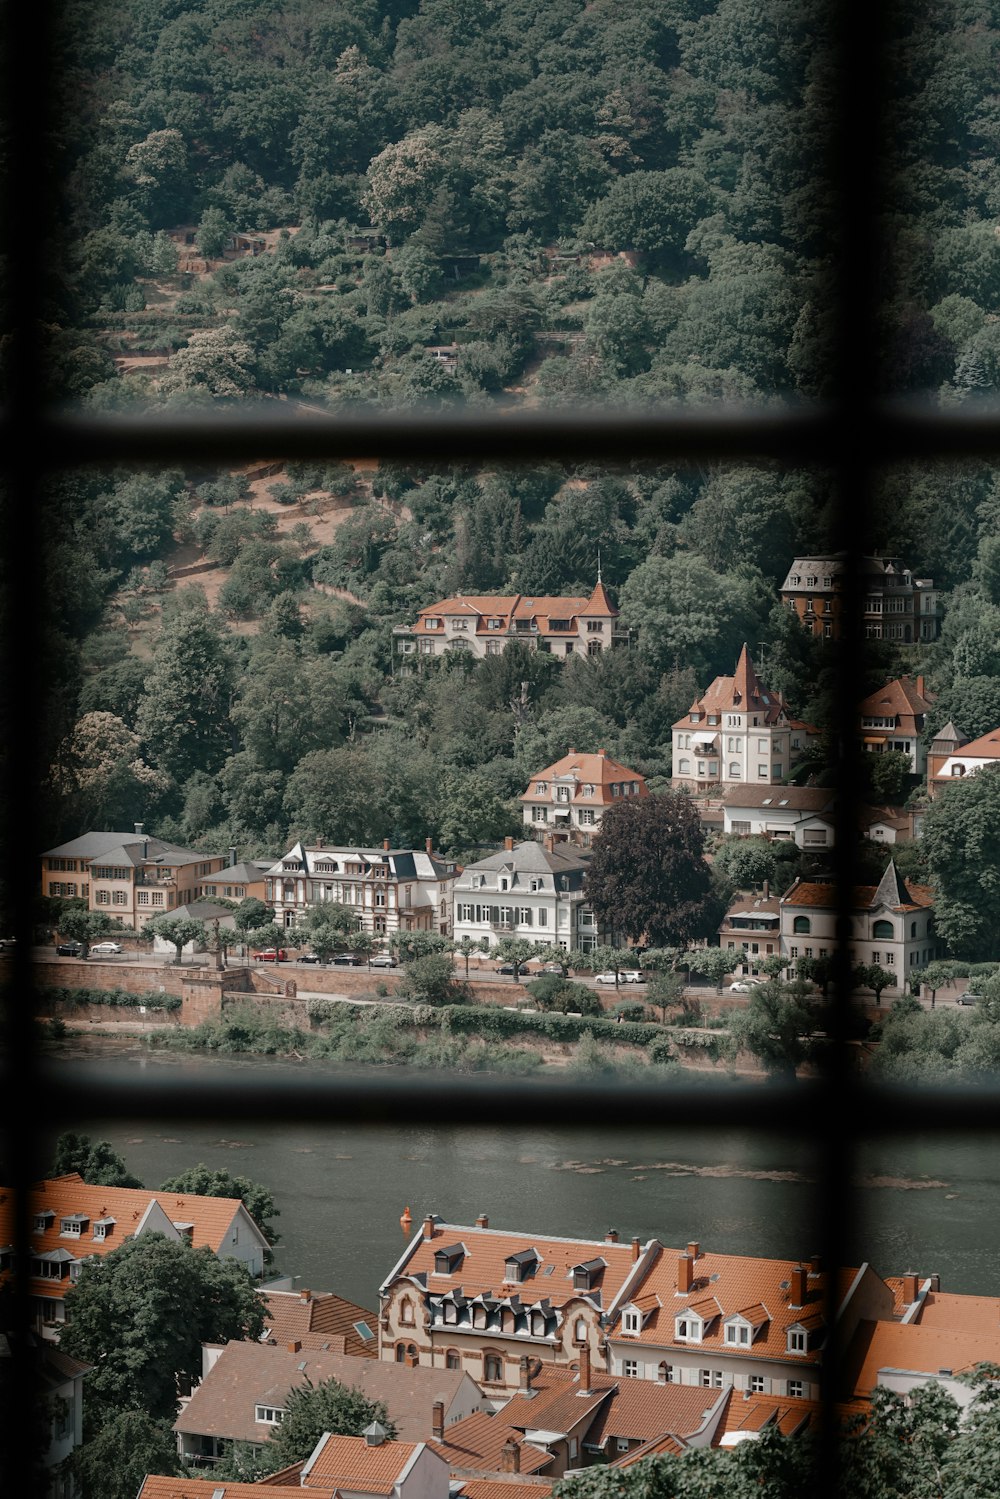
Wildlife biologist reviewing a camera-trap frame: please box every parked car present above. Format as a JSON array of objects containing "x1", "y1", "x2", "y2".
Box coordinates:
[
  {"x1": 252, "y1": 948, "x2": 287, "y2": 962},
  {"x1": 331, "y1": 953, "x2": 364, "y2": 966},
  {"x1": 496, "y1": 962, "x2": 517, "y2": 975},
  {"x1": 369, "y1": 953, "x2": 397, "y2": 968},
  {"x1": 298, "y1": 953, "x2": 323, "y2": 964},
  {"x1": 90, "y1": 941, "x2": 123, "y2": 955},
  {"x1": 729, "y1": 979, "x2": 763, "y2": 993},
  {"x1": 541, "y1": 962, "x2": 565, "y2": 974},
  {"x1": 956, "y1": 992, "x2": 980, "y2": 1005},
  {"x1": 56, "y1": 941, "x2": 83, "y2": 957},
  {"x1": 595, "y1": 970, "x2": 645, "y2": 984}
]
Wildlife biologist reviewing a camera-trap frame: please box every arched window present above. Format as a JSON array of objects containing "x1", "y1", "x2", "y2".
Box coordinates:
[
  {"x1": 793, "y1": 917, "x2": 811, "y2": 935},
  {"x1": 400, "y1": 1298, "x2": 414, "y2": 1325},
  {"x1": 446, "y1": 1349, "x2": 461, "y2": 1370},
  {"x1": 872, "y1": 920, "x2": 894, "y2": 940},
  {"x1": 678, "y1": 758, "x2": 690, "y2": 774},
  {"x1": 658, "y1": 1361, "x2": 674, "y2": 1383},
  {"x1": 910, "y1": 922, "x2": 917, "y2": 938},
  {"x1": 574, "y1": 1317, "x2": 587, "y2": 1343},
  {"x1": 484, "y1": 1352, "x2": 504, "y2": 1383}
]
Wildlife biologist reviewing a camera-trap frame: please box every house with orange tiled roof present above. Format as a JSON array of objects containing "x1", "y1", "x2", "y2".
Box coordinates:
[
  {"x1": 424, "y1": 1406, "x2": 555, "y2": 1479},
  {"x1": 520, "y1": 749, "x2": 647, "y2": 848},
  {"x1": 841, "y1": 1317, "x2": 1000, "y2": 1408},
  {"x1": 3, "y1": 1174, "x2": 270, "y2": 1336},
  {"x1": 605, "y1": 1238, "x2": 893, "y2": 1402},
  {"x1": 779, "y1": 862, "x2": 939, "y2": 983},
  {"x1": 456, "y1": 1480, "x2": 553, "y2": 1499},
  {"x1": 709, "y1": 1386, "x2": 870, "y2": 1449},
  {"x1": 378, "y1": 1214, "x2": 660, "y2": 1397},
  {"x1": 859, "y1": 674, "x2": 934, "y2": 774},
  {"x1": 174, "y1": 1338, "x2": 486, "y2": 1469},
  {"x1": 259, "y1": 1287, "x2": 379, "y2": 1359},
  {"x1": 300, "y1": 1430, "x2": 450, "y2": 1498},
  {"x1": 927, "y1": 724, "x2": 1000, "y2": 798},
  {"x1": 671, "y1": 646, "x2": 815, "y2": 794},
  {"x1": 392, "y1": 580, "x2": 624, "y2": 665},
  {"x1": 138, "y1": 1479, "x2": 334, "y2": 1499}
]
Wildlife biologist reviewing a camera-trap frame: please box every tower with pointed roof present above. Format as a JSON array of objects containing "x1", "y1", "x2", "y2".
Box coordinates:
[{"x1": 671, "y1": 646, "x2": 816, "y2": 795}]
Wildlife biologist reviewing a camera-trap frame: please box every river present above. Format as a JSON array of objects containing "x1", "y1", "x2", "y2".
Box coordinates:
[{"x1": 40, "y1": 1039, "x2": 1000, "y2": 1310}]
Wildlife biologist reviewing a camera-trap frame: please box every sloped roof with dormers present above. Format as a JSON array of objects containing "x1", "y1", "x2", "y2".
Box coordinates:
[
  {"x1": 673, "y1": 646, "x2": 787, "y2": 729},
  {"x1": 410, "y1": 587, "x2": 617, "y2": 639},
  {"x1": 520, "y1": 751, "x2": 647, "y2": 806}
]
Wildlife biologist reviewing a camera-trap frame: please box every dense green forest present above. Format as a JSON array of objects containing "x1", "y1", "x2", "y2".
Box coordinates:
[{"x1": 31, "y1": 2, "x2": 1000, "y2": 957}]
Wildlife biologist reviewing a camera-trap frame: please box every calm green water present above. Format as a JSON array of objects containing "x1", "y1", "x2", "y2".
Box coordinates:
[{"x1": 42, "y1": 1041, "x2": 1000, "y2": 1310}]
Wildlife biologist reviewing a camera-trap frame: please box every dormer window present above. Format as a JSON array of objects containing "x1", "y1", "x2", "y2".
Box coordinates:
[
  {"x1": 535, "y1": 783, "x2": 547, "y2": 794},
  {"x1": 33, "y1": 1210, "x2": 55, "y2": 1234},
  {"x1": 675, "y1": 1315, "x2": 702, "y2": 1343},
  {"x1": 59, "y1": 1214, "x2": 88, "y2": 1237},
  {"x1": 572, "y1": 1258, "x2": 605, "y2": 1292},
  {"x1": 505, "y1": 1249, "x2": 539, "y2": 1284},
  {"x1": 725, "y1": 1321, "x2": 752, "y2": 1346},
  {"x1": 426, "y1": 617, "x2": 442, "y2": 630},
  {"x1": 92, "y1": 1217, "x2": 115, "y2": 1241},
  {"x1": 434, "y1": 1244, "x2": 465, "y2": 1275},
  {"x1": 787, "y1": 1327, "x2": 808, "y2": 1354},
  {"x1": 256, "y1": 1405, "x2": 284, "y2": 1425},
  {"x1": 622, "y1": 1308, "x2": 641, "y2": 1334}
]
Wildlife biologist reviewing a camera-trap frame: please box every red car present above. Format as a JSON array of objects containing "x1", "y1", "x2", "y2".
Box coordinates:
[{"x1": 251, "y1": 947, "x2": 287, "y2": 962}]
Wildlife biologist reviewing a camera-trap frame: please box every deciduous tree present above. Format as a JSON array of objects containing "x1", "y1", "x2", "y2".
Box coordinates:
[
  {"x1": 586, "y1": 795, "x2": 715, "y2": 947},
  {"x1": 158, "y1": 1164, "x2": 279, "y2": 1255}
]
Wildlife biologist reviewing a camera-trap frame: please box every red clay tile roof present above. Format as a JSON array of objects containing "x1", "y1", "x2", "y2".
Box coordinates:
[
  {"x1": 857, "y1": 676, "x2": 933, "y2": 720},
  {"x1": 608, "y1": 1247, "x2": 862, "y2": 1368},
  {"x1": 174, "y1": 1341, "x2": 474, "y2": 1444},
  {"x1": 302, "y1": 1434, "x2": 430, "y2": 1491},
  {"x1": 907, "y1": 1288, "x2": 1000, "y2": 1333},
  {"x1": 139, "y1": 1481, "x2": 333, "y2": 1499},
  {"x1": 842, "y1": 1318, "x2": 1000, "y2": 1396},
  {"x1": 936, "y1": 727, "x2": 1000, "y2": 761},
  {"x1": 457, "y1": 1481, "x2": 554, "y2": 1499},
  {"x1": 425, "y1": 1412, "x2": 552, "y2": 1475},
  {"x1": 673, "y1": 646, "x2": 786, "y2": 728},
  {"x1": 520, "y1": 751, "x2": 647, "y2": 804},
  {"x1": 584, "y1": 1376, "x2": 727, "y2": 1447},
  {"x1": 260, "y1": 1288, "x2": 378, "y2": 1359},
  {"x1": 4, "y1": 1178, "x2": 265, "y2": 1301},
  {"x1": 412, "y1": 591, "x2": 617, "y2": 637},
  {"x1": 610, "y1": 1431, "x2": 689, "y2": 1464},
  {"x1": 387, "y1": 1223, "x2": 650, "y2": 1312},
  {"x1": 780, "y1": 879, "x2": 933, "y2": 913}
]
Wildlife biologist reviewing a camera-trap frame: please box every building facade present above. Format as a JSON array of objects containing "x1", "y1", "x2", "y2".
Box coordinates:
[
  {"x1": 520, "y1": 749, "x2": 647, "y2": 847},
  {"x1": 393, "y1": 581, "x2": 624, "y2": 663},
  {"x1": 858, "y1": 675, "x2": 933, "y2": 775},
  {"x1": 40, "y1": 826, "x2": 227, "y2": 930},
  {"x1": 779, "y1": 863, "x2": 938, "y2": 981},
  {"x1": 264, "y1": 841, "x2": 459, "y2": 939},
  {"x1": 780, "y1": 553, "x2": 940, "y2": 643},
  {"x1": 451, "y1": 838, "x2": 600, "y2": 952},
  {"x1": 671, "y1": 647, "x2": 813, "y2": 794},
  {"x1": 927, "y1": 724, "x2": 1000, "y2": 797}
]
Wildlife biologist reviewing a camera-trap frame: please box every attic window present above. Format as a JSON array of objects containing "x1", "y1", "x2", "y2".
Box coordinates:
[
  {"x1": 33, "y1": 1210, "x2": 55, "y2": 1233},
  {"x1": 572, "y1": 1258, "x2": 605, "y2": 1291},
  {"x1": 622, "y1": 1308, "x2": 641, "y2": 1334},
  {"x1": 675, "y1": 1315, "x2": 702, "y2": 1343},
  {"x1": 504, "y1": 1249, "x2": 539, "y2": 1283},
  {"x1": 434, "y1": 1244, "x2": 465, "y2": 1274},
  {"x1": 92, "y1": 1218, "x2": 115, "y2": 1240},
  {"x1": 59, "y1": 1214, "x2": 88, "y2": 1237},
  {"x1": 724, "y1": 1320, "x2": 751, "y2": 1346},
  {"x1": 255, "y1": 1405, "x2": 284, "y2": 1424},
  {"x1": 353, "y1": 1320, "x2": 375, "y2": 1341}
]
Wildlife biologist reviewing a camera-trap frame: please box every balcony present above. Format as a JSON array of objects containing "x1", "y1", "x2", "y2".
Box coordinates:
[
  {"x1": 135, "y1": 873, "x2": 176, "y2": 888},
  {"x1": 490, "y1": 918, "x2": 514, "y2": 931}
]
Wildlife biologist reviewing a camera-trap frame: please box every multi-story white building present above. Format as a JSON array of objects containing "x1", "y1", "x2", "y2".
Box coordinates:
[
  {"x1": 452, "y1": 837, "x2": 601, "y2": 952},
  {"x1": 520, "y1": 749, "x2": 647, "y2": 848},
  {"x1": 264, "y1": 841, "x2": 459, "y2": 939},
  {"x1": 779, "y1": 862, "x2": 938, "y2": 981},
  {"x1": 858, "y1": 675, "x2": 932, "y2": 775},
  {"x1": 672, "y1": 647, "x2": 814, "y2": 794},
  {"x1": 393, "y1": 580, "x2": 624, "y2": 663}
]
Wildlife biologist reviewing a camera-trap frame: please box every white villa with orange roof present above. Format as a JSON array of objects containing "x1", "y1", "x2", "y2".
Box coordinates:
[
  {"x1": 605, "y1": 1239, "x2": 893, "y2": 1402},
  {"x1": 392, "y1": 580, "x2": 623, "y2": 663},
  {"x1": 858, "y1": 674, "x2": 933, "y2": 774},
  {"x1": 671, "y1": 646, "x2": 814, "y2": 794},
  {"x1": 926, "y1": 723, "x2": 1000, "y2": 798},
  {"x1": 4, "y1": 1174, "x2": 269, "y2": 1336},
  {"x1": 378, "y1": 1213, "x2": 660, "y2": 1398},
  {"x1": 779, "y1": 862, "x2": 938, "y2": 982},
  {"x1": 520, "y1": 749, "x2": 647, "y2": 847}
]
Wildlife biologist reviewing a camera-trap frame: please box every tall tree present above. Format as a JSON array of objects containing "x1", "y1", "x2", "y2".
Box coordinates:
[
  {"x1": 158, "y1": 1164, "x2": 279, "y2": 1254},
  {"x1": 50, "y1": 1133, "x2": 143, "y2": 1188},
  {"x1": 585, "y1": 794, "x2": 714, "y2": 946},
  {"x1": 59, "y1": 1235, "x2": 264, "y2": 1427},
  {"x1": 922, "y1": 766, "x2": 1000, "y2": 960},
  {"x1": 135, "y1": 608, "x2": 236, "y2": 783}
]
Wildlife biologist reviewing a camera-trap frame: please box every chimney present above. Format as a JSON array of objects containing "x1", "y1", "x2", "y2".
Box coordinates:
[
  {"x1": 678, "y1": 1254, "x2": 693, "y2": 1294},
  {"x1": 422, "y1": 1214, "x2": 435, "y2": 1240},
  {"x1": 519, "y1": 1354, "x2": 532, "y2": 1391},
  {"x1": 809, "y1": 1255, "x2": 821, "y2": 1276},
  {"x1": 500, "y1": 1441, "x2": 521, "y2": 1474},
  {"x1": 902, "y1": 1271, "x2": 919, "y2": 1303},
  {"x1": 299, "y1": 1289, "x2": 312, "y2": 1303},
  {"x1": 762, "y1": 879, "x2": 769, "y2": 899},
  {"x1": 917, "y1": 675, "x2": 925, "y2": 698},
  {"x1": 476, "y1": 1213, "x2": 489, "y2": 1229},
  {"x1": 504, "y1": 836, "x2": 514, "y2": 851},
  {"x1": 631, "y1": 1236, "x2": 641, "y2": 1262},
  {"x1": 134, "y1": 822, "x2": 144, "y2": 836},
  {"x1": 287, "y1": 1340, "x2": 301, "y2": 1354},
  {"x1": 426, "y1": 837, "x2": 434, "y2": 855},
  {"x1": 229, "y1": 846, "x2": 239, "y2": 867},
  {"x1": 686, "y1": 1241, "x2": 700, "y2": 1261},
  {"x1": 383, "y1": 839, "x2": 391, "y2": 851},
  {"x1": 542, "y1": 831, "x2": 555, "y2": 853},
  {"x1": 578, "y1": 1344, "x2": 592, "y2": 1393},
  {"x1": 605, "y1": 1228, "x2": 619, "y2": 1244},
  {"x1": 431, "y1": 1401, "x2": 444, "y2": 1440},
  {"x1": 597, "y1": 748, "x2": 607, "y2": 757},
  {"x1": 789, "y1": 1265, "x2": 807, "y2": 1307}
]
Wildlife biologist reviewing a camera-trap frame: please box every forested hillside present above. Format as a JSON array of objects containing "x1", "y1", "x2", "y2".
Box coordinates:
[{"x1": 34, "y1": 1, "x2": 1000, "y2": 878}]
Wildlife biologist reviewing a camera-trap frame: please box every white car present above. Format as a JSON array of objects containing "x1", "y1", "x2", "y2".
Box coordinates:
[
  {"x1": 369, "y1": 953, "x2": 397, "y2": 968},
  {"x1": 90, "y1": 941, "x2": 123, "y2": 955},
  {"x1": 595, "y1": 970, "x2": 645, "y2": 984},
  {"x1": 728, "y1": 978, "x2": 763, "y2": 993}
]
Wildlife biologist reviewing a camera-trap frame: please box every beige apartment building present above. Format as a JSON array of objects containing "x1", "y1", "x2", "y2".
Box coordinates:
[
  {"x1": 520, "y1": 749, "x2": 647, "y2": 847},
  {"x1": 40, "y1": 825, "x2": 227, "y2": 929},
  {"x1": 393, "y1": 580, "x2": 623, "y2": 663}
]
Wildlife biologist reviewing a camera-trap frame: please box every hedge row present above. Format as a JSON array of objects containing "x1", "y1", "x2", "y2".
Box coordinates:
[
  {"x1": 42, "y1": 985, "x2": 182, "y2": 1012},
  {"x1": 436, "y1": 1005, "x2": 660, "y2": 1048}
]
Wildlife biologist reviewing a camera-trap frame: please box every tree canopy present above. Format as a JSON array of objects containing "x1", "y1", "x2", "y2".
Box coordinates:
[{"x1": 585, "y1": 794, "x2": 715, "y2": 947}]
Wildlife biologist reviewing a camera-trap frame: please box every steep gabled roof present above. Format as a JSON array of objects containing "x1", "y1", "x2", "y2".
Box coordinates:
[
  {"x1": 858, "y1": 675, "x2": 933, "y2": 721},
  {"x1": 520, "y1": 751, "x2": 647, "y2": 804},
  {"x1": 259, "y1": 1288, "x2": 378, "y2": 1359},
  {"x1": 301, "y1": 1434, "x2": 436, "y2": 1492},
  {"x1": 425, "y1": 1412, "x2": 553, "y2": 1475},
  {"x1": 673, "y1": 646, "x2": 786, "y2": 728}
]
